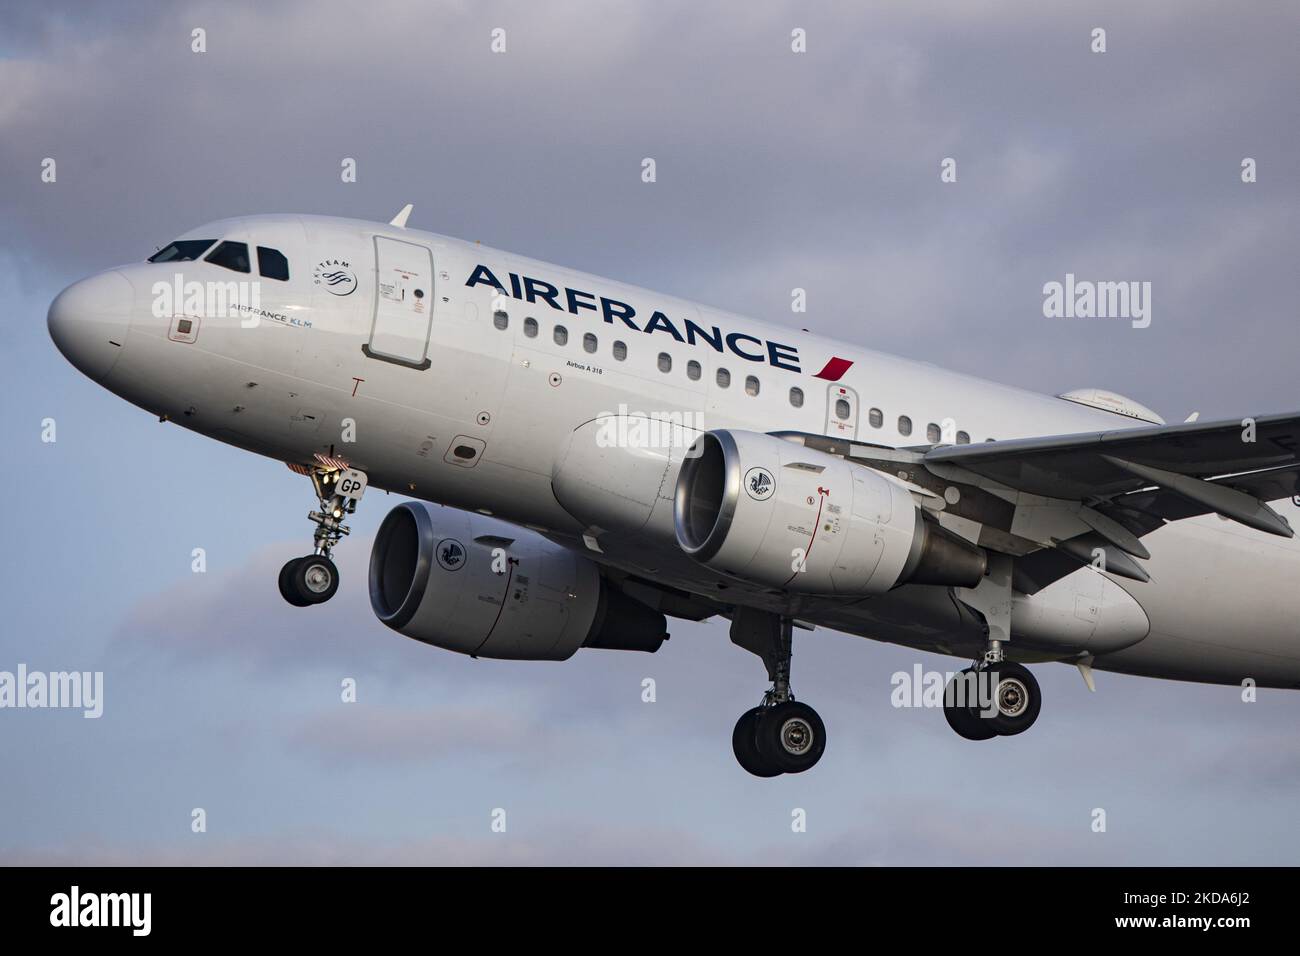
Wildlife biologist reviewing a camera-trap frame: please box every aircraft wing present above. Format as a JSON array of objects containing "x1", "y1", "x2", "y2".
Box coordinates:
[
  {"x1": 916, "y1": 412, "x2": 1300, "y2": 592},
  {"x1": 923, "y1": 412, "x2": 1300, "y2": 502},
  {"x1": 785, "y1": 413, "x2": 1300, "y2": 595}
]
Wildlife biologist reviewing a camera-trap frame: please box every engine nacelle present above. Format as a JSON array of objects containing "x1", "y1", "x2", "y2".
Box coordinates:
[
  {"x1": 674, "y1": 430, "x2": 987, "y2": 594},
  {"x1": 369, "y1": 503, "x2": 667, "y2": 659}
]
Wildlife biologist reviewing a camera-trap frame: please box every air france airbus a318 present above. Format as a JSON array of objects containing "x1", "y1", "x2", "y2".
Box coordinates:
[{"x1": 48, "y1": 207, "x2": 1300, "y2": 776}]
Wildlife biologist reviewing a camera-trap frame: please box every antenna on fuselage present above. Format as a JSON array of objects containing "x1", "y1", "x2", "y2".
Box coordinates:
[{"x1": 389, "y1": 204, "x2": 414, "y2": 228}]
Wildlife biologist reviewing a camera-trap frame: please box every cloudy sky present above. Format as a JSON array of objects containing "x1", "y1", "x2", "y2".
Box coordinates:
[{"x1": 2, "y1": 0, "x2": 1298, "y2": 864}]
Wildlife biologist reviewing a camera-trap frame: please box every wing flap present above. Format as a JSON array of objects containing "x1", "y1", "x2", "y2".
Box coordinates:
[
  {"x1": 1118, "y1": 462, "x2": 1300, "y2": 521},
  {"x1": 925, "y1": 412, "x2": 1300, "y2": 499}
]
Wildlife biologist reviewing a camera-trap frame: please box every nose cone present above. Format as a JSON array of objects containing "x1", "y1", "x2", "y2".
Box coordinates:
[{"x1": 48, "y1": 270, "x2": 134, "y2": 382}]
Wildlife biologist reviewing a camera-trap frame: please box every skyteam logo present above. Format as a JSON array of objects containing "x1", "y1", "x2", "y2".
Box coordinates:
[
  {"x1": 314, "y1": 258, "x2": 357, "y2": 296},
  {"x1": 437, "y1": 538, "x2": 466, "y2": 571},
  {"x1": 745, "y1": 467, "x2": 775, "y2": 501}
]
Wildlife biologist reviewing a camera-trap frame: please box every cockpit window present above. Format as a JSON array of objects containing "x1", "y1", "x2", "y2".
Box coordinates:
[
  {"x1": 205, "y1": 241, "x2": 251, "y2": 274},
  {"x1": 148, "y1": 239, "x2": 216, "y2": 263},
  {"x1": 257, "y1": 246, "x2": 289, "y2": 281}
]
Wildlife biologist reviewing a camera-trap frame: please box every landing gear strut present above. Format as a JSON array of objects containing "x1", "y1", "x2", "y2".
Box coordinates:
[
  {"x1": 944, "y1": 554, "x2": 1042, "y2": 739},
  {"x1": 278, "y1": 464, "x2": 367, "y2": 607},
  {"x1": 729, "y1": 608, "x2": 826, "y2": 776}
]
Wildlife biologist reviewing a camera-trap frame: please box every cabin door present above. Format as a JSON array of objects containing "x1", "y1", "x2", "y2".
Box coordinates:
[{"x1": 364, "y1": 235, "x2": 435, "y2": 369}]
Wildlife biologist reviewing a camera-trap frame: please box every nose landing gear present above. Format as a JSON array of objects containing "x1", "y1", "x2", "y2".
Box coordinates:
[
  {"x1": 278, "y1": 462, "x2": 368, "y2": 607},
  {"x1": 729, "y1": 608, "x2": 826, "y2": 777}
]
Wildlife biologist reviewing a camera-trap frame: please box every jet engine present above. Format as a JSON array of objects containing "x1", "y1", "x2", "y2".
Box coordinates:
[
  {"x1": 674, "y1": 430, "x2": 987, "y2": 594},
  {"x1": 369, "y1": 502, "x2": 667, "y2": 659}
]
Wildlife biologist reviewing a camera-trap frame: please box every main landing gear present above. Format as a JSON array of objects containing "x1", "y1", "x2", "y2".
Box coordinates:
[
  {"x1": 943, "y1": 553, "x2": 1042, "y2": 740},
  {"x1": 729, "y1": 608, "x2": 826, "y2": 777},
  {"x1": 278, "y1": 463, "x2": 368, "y2": 607},
  {"x1": 942, "y1": 646, "x2": 1042, "y2": 741}
]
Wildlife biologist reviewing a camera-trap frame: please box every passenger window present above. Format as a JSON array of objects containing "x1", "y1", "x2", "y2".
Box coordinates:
[
  {"x1": 716, "y1": 368, "x2": 731, "y2": 388},
  {"x1": 205, "y1": 241, "x2": 251, "y2": 273},
  {"x1": 687, "y1": 360, "x2": 701, "y2": 381},
  {"x1": 869, "y1": 407, "x2": 883, "y2": 428},
  {"x1": 493, "y1": 310, "x2": 509, "y2": 331},
  {"x1": 257, "y1": 246, "x2": 289, "y2": 281},
  {"x1": 835, "y1": 398, "x2": 851, "y2": 420},
  {"x1": 789, "y1": 387, "x2": 804, "y2": 408},
  {"x1": 554, "y1": 325, "x2": 568, "y2": 346},
  {"x1": 957, "y1": 431, "x2": 971, "y2": 445},
  {"x1": 583, "y1": 332, "x2": 597, "y2": 353},
  {"x1": 658, "y1": 352, "x2": 672, "y2": 373},
  {"x1": 927, "y1": 423, "x2": 941, "y2": 443},
  {"x1": 745, "y1": 375, "x2": 760, "y2": 396},
  {"x1": 898, "y1": 415, "x2": 913, "y2": 436},
  {"x1": 524, "y1": 317, "x2": 538, "y2": 338},
  {"x1": 613, "y1": 340, "x2": 627, "y2": 360},
  {"x1": 149, "y1": 239, "x2": 215, "y2": 263}
]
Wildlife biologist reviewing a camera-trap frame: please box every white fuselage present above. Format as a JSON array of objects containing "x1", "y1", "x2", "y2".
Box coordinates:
[{"x1": 49, "y1": 214, "x2": 1300, "y2": 688}]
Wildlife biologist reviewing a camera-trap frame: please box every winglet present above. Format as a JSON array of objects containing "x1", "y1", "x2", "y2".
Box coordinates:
[{"x1": 389, "y1": 204, "x2": 414, "y2": 228}]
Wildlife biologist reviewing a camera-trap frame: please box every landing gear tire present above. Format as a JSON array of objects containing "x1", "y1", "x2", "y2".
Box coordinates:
[
  {"x1": 278, "y1": 558, "x2": 311, "y2": 607},
  {"x1": 985, "y1": 661, "x2": 1041, "y2": 736},
  {"x1": 290, "y1": 554, "x2": 339, "y2": 605},
  {"x1": 943, "y1": 668, "x2": 997, "y2": 741},
  {"x1": 943, "y1": 663, "x2": 1041, "y2": 739},
  {"x1": 755, "y1": 701, "x2": 826, "y2": 774},
  {"x1": 732, "y1": 707, "x2": 782, "y2": 778}
]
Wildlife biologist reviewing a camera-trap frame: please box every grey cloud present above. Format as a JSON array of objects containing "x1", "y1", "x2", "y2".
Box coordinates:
[
  {"x1": 0, "y1": 808, "x2": 1131, "y2": 866},
  {"x1": 92, "y1": 531, "x2": 1300, "y2": 866},
  {"x1": 285, "y1": 702, "x2": 619, "y2": 772}
]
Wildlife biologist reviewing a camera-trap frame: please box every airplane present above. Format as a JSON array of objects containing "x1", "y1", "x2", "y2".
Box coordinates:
[{"x1": 47, "y1": 207, "x2": 1300, "y2": 776}]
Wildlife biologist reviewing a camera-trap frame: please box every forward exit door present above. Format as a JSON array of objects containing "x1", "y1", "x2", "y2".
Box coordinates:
[{"x1": 364, "y1": 235, "x2": 435, "y2": 369}]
